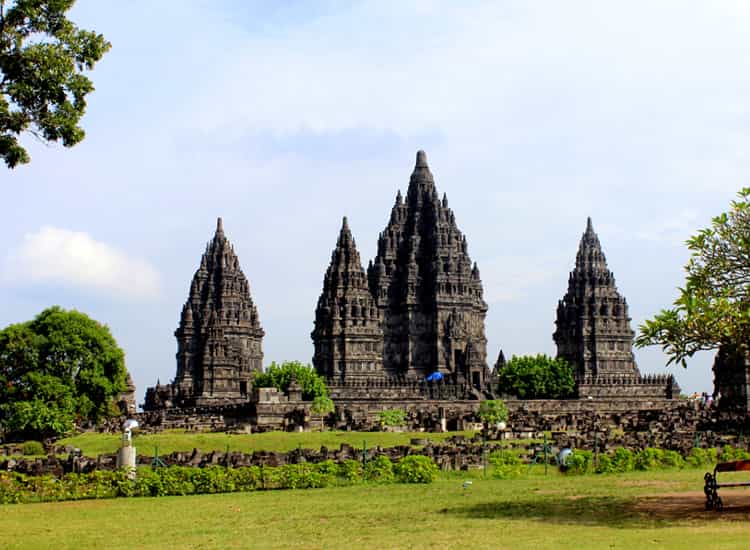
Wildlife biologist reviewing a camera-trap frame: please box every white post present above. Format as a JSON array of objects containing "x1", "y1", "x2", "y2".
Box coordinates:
[{"x1": 117, "y1": 445, "x2": 137, "y2": 480}]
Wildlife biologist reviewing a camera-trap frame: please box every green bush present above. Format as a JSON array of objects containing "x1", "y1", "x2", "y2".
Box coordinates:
[
  {"x1": 634, "y1": 448, "x2": 663, "y2": 471},
  {"x1": 253, "y1": 361, "x2": 329, "y2": 400},
  {"x1": 378, "y1": 409, "x2": 407, "y2": 428},
  {"x1": 686, "y1": 448, "x2": 708, "y2": 468},
  {"x1": 610, "y1": 448, "x2": 635, "y2": 473},
  {"x1": 21, "y1": 441, "x2": 45, "y2": 456},
  {"x1": 394, "y1": 455, "x2": 438, "y2": 484},
  {"x1": 566, "y1": 450, "x2": 592, "y2": 475},
  {"x1": 478, "y1": 400, "x2": 509, "y2": 426},
  {"x1": 496, "y1": 354, "x2": 575, "y2": 399},
  {"x1": 364, "y1": 455, "x2": 394, "y2": 483},
  {"x1": 661, "y1": 450, "x2": 685, "y2": 469},
  {"x1": 339, "y1": 459, "x2": 364, "y2": 483},
  {"x1": 489, "y1": 450, "x2": 523, "y2": 479},
  {"x1": 595, "y1": 454, "x2": 613, "y2": 474}
]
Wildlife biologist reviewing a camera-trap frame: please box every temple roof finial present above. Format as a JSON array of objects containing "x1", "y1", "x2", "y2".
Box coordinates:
[
  {"x1": 586, "y1": 216, "x2": 593, "y2": 233},
  {"x1": 416, "y1": 150, "x2": 428, "y2": 168},
  {"x1": 216, "y1": 217, "x2": 224, "y2": 235}
]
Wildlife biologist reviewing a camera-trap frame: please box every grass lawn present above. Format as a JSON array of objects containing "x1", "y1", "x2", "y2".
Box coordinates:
[
  {"x1": 2, "y1": 468, "x2": 748, "y2": 549},
  {"x1": 56, "y1": 430, "x2": 481, "y2": 457}
]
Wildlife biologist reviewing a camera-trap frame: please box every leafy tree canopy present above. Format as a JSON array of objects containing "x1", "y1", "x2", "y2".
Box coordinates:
[
  {"x1": 0, "y1": 0, "x2": 111, "y2": 168},
  {"x1": 497, "y1": 354, "x2": 575, "y2": 399},
  {"x1": 377, "y1": 408, "x2": 407, "y2": 428},
  {"x1": 477, "y1": 399, "x2": 508, "y2": 425},
  {"x1": 0, "y1": 306, "x2": 127, "y2": 439},
  {"x1": 310, "y1": 395, "x2": 334, "y2": 416},
  {"x1": 253, "y1": 361, "x2": 329, "y2": 401},
  {"x1": 636, "y1": 188, "x2": 750, "y2": 366}
]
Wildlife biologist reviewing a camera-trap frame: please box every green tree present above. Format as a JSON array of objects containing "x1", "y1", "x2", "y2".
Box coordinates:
[
  {"x1": 377, "y1": 408, "x2": 407, "y2": 428},
  {"x1": 253, "y1": 361, "x2": 329, "y2": 400},
  {"x1": 636, "y1": 188, "x2": 750, "y2": 366},
  {"x1": 477, "y1": 399, "x2": 508, "y2": 427},
  {"x1": 0, "y1": 306, "x2": 127, "y2": 439},
  {"x1": 1, "y1": 0, "x2": 111, "y2": 168},
  {"x1": 497, "y1": 354, "x2": 575, "y2": 399},
  {"x1": 309, "y1": 395, "x2": 334, "y2": 431}
]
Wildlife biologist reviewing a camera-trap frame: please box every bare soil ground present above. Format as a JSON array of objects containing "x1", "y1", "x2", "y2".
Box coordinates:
[{"x1": 634, "y1": 490, "x2": 750, "y2": 521}]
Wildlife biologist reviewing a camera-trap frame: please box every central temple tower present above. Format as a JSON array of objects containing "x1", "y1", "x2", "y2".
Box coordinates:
[{"x1": 367, "y1": 151, "x2": 489, "y2": 385}]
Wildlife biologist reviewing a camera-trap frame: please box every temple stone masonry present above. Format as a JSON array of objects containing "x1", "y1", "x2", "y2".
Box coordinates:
[
  {"x1": 144, "y1": 218, "x2": 264, "y2": 409},
  {"x1": 313, "y1": 150, "x2": 489, "y2": 393},
  {"x1": 141, "y1": 151, "x2": 690, "y2": 427},
  {"x1": 712, "y1": 344, "x2": 750, "y2": 412},
  {"x1": 553, "y1": 218, "x2": 679, "y2": 399},
  {"x1": 312, "y1": 217, "x2": 384, "y2": 382}
]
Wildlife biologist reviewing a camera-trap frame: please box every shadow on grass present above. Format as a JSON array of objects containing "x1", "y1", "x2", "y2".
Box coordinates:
[{"x1": 442, "y1": 494, "x2": 716, "y2": 528}]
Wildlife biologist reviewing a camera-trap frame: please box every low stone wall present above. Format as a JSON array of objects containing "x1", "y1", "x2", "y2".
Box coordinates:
[
  {"x1": 5, "y1": 423, "x2": 750, "y2": 478},
  {"x1": 576, "y1": 373, "x2": 680, "y2": 399}
]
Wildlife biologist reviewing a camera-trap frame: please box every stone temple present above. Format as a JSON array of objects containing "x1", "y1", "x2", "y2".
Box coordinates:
[
  {"x1": 313, "y1": 150, "x2": 490, "y2": 388},
  {"x1": 311, "y1": 217, "x2": 384, "y2": 382},
  {"x1": 143, "y1": 151, "x2": 683, "y2": 419},
  {"x1": 144, "y1": 218, "x2": 264, "y2": 409},
  {"x1": 553, "y1": 218, "x2": 679, "y2": 398}
]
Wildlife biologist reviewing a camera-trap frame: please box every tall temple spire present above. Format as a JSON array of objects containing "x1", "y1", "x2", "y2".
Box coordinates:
[
  {"x1": 367, "y1": 150, "x2": 488, "y2": 385},
  {"x1": 171, "y1": 219, "x2": 264, "y2": 406},
  {"x1": 554, "y1": 218, "x2": 638, "y2": 379},
  {"x1": 313, "y1": 218, "x2": 383, "y2": 381}
]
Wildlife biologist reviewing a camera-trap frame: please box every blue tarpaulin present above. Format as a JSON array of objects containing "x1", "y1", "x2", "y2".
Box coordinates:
[{"x1": 425, "y1": 372, "x2": 444, "y2": 382}]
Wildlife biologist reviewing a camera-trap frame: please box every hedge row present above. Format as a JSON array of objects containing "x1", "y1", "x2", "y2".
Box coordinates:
[
  {"x1": 0, "y1": 455, "x2": 439, "y2": 504},
  {"x1": 565, "y1": 445, "x2": 750, "y2": 475}
]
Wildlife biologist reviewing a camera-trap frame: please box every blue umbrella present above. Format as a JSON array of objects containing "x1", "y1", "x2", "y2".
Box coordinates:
[{"x1": 426, "y1": 372, "x2": 444, "y2": 382}]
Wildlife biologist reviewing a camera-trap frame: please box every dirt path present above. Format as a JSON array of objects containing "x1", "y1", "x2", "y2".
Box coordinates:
[{"x1": 634, "y1": 490, "x2": 750, "y2": 521}]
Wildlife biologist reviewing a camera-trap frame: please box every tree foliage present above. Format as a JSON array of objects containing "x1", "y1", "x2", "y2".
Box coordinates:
[
  {"x1": 0, "y1": 0, "x2": 111, "y2": 168},
  {"x1": 309, "y1": 395, "x2": 335, "y2": 431},
  {"x1": 477, "y1": 399, "x2": 508, "y2": 425},
  {"x1": 310, "y1": 395, "x2": 334, "y2": 416},
  {"x1": 496, "y1": 354, "x2": 575, "y2": 399},
  {"x1": 636, "y1": 188, "x2": 750, "y2": 366},
  {"x1": 0, "y1": 306, "x2": 127, "y2": 439},
  {"x1": 377, "y1": 408, "x2": 407, "y2": 428},
  {"x1": 253, "y1": 361, "x2": 329, "y2": 401}
]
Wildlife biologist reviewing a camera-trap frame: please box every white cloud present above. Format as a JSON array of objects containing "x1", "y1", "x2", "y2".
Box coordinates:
[{"x1": 2, "y1": 227, "x2": 161, "y2": 300}]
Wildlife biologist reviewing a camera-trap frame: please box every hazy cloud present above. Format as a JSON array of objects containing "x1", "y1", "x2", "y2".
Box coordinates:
[{"x1": 2, "y1": 227, "x2": 161, "y2": 300}]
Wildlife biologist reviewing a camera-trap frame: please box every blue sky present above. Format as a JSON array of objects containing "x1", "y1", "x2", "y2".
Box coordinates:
[{"x1": 2, "y1": 0, "x2": 749, "y2": 403}]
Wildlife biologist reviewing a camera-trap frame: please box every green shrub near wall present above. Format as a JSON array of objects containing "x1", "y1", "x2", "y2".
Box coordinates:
[
  {"x1": 561, "y1": 445, "x2": 748, "y2": 476},
  {"x1": 364, "y1": 455, "x2": 395, "y2": 482},
  {"x1": 394, "y1": 456, "x2": 439, "y2": 483},
  {"x1": 488, "y1": 451, "x2": 523, "y2": 479},
  {"x1": 0, "y1": 455, "x2": 437, "y2": 504},
  {"x1": 21, "y1": 441, "x2": 45, "y2": 456}
]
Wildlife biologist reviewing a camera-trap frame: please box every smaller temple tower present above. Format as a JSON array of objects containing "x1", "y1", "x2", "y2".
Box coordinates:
[
  {"x1": 312, "y1": 217, "x2": 384, "y2": 382},
  {"x1": 171, "y1": 218, "x2": 264, "y2": 406},
  {"x1": 553, "y1": 218, "x2": 639, "y2": 378}
]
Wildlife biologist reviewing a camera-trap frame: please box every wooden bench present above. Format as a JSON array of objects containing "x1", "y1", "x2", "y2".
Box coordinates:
[{"x1": 704, "y1": 459, "x2": 750, "y2": 511}]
